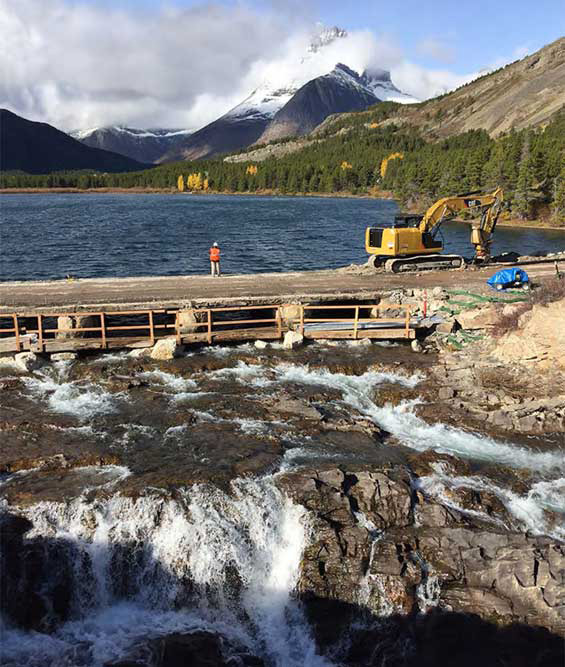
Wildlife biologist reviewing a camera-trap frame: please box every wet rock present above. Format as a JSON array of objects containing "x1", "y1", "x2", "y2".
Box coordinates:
[
  {"x1": 150, "y1": 338, "x2": 184, "y2": 361},
  {"x1": 50, "y1": 352, "x2": 77, "y2": 362},
  {"x1": 104, "y1": 631, "x2": 265, "y2": 667},
  {"x1": 283, "y1": 330, "x2": 304, "y2": 350},
  {"x1": 129, "y1": 347, "x2": 151, "y2": 358},
  {"x1": 411, "y1": 339, "x2": 422, "y2": 353},
  {"x1": 254, "y1": 340, "x2": 268, "y2": 349},
  {"x1": 278, "y1": 466, "x2": 565, "y2": 637},
  {"x1": 14, "y1": 351, "x2": 41, "y2": 372},
  {"x1": 350, "y1": 338, "x2": 372, "y2": 347},
  {"x1": 272, "y1": 397, "x2": 323, "y2": 421}
]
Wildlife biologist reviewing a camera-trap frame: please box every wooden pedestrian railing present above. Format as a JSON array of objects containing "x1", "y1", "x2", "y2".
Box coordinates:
[{"x1": 0, "y1": 302, "x2": 414, "y2": 354}]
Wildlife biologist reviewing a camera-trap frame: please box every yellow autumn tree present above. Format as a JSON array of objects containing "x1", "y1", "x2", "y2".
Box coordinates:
[
  {"x1": 246, "y1": 164, "x2": 258, "y2": 175},
  {"x1": 380, "y1": 153, "x2": 404, "y2": 179},
  {"x1": 368, "y1": 122, "x2": 379, "y2": 129},
  {"x1": 177, "y1": 175, "x2": 185, "y2": 192},
  {"x1": 340, "y1": 161, "x2": 353, "y2": 170},
  {"x1": 203, "y1": 178, "x2": 209, "y2": 191},
  {"x1": 186, "y1": 173, "x2": 204, "y2": 190}
]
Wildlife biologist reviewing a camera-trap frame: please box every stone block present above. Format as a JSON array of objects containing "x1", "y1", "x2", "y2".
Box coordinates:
[
  {"x1": 411, "y1": 339, "x2": 422, "y2": 353},
  {"x1": 178, "y1": 310, "x2": 203, "y2": 334},
  {"x1": 14, "y1": 351, "x2": 41, "y2": 372},
  {"x1": 279, "y1": 304, "x2": 303, "y2": 327},
  {"x1": 283, "y1": 330, "x2": 304, "y2": 350},
  {"x1": 456, "y1": 305, "x2": 500, "y2": 330},
  {"x1": 350, "y1": 338, "x2": 372, "y2": 347},
  {"x1": 51, "y1": 352, "x2": 77, "y2": 362},
  {"x1": 150, "y1": 338, "x2": 184, "y2": 360},
  {"x1": 56, "y1": 315, "x2": 75, "y2": 340},
  {"x1": 436, "y1": 319, "x2": 457, "y2": 334}
]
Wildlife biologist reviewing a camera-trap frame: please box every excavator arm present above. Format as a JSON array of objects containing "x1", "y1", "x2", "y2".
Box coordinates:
[{"x1": 420, "y1": 187, "x2": 504, "y2": 261}]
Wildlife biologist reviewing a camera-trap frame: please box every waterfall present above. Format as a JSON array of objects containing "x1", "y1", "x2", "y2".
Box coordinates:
[{"x1": 1, "y1": 477, "x2": 332, "y2": 667}]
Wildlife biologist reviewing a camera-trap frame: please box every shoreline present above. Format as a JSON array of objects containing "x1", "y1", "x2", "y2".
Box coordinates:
[{"x1": 1, "y1": 187, "x2": 563, "y2": 230}]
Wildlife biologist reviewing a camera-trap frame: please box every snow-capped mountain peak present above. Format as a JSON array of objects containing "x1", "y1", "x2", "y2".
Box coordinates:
[
  {"x1": 223, "y1": 25, "x2": 416, "y2": 126},
  {"x1": 71, "y1": 126, "x2": 193, "y2": 141},
  {"x1": 308, "y1": 26, "x2": 348, "y2": 53},
  {"x1": 70, "y1": 125, "x2": 194, "y2": 164},
  {"x1": 360, "y1": 69, "x2": 420, "y2": 104}
]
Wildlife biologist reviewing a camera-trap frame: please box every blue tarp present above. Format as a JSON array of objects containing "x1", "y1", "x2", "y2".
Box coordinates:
[{"x1": 487, "y1": 267, "x2": 529, "y2": 288}]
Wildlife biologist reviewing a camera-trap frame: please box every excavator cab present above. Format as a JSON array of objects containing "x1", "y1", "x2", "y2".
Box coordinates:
[
  {"x1": 365, "y1": 223, "x2": 443, "y2": 262},
  {"x1": 391, "y1": 214, "x2": 423, "y2": 228}
]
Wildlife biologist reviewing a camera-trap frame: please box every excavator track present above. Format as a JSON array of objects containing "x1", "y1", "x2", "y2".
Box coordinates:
[{"x1": 385, "y1": 254, "x2": 465, "y2": 273}]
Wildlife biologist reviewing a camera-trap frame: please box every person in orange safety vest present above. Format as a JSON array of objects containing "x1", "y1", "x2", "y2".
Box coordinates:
[{"x1": 209, "y1": 242, "x2": 221, "y2": 277}]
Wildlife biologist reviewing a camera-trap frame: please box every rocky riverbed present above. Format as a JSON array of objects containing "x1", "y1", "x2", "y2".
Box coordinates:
[{"x1": 1, "y1": 323, "x2": 564, "y2": 666}]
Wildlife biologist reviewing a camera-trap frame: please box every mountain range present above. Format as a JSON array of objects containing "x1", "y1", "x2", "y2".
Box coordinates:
[
  {"x1": 70, "y1": 127, "x2": 193, "y2": 165},
  {"x1": 0, "y1": 109, "x2": 147, "y2": 174},
  {"x1": 158, "y1": 28, "x2": 416, "y2": 162},
  {"x1": 2, "y1": 32, "x2": 563, "y2": 176},
  {"x1": 69, "y1": 27, "x2": 416, "y2": 165}
]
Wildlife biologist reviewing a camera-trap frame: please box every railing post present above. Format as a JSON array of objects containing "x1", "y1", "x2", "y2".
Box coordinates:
[
  {"x1": 175, "y1": 311, "x2": 181, "y2": 344},
  {"x1": 207, "y1": 309, "x2": 212, "y2": 344},
  {"x1": 276, "y1": 307, "x2": 282, "y2": 338},
  {"x1": 353, "y1": 306, "x2": 359, "y2": 340},
  {"x1": 100, "y1": 312, "x2": 107, "y2": 349},
  {"x1": 13, "y1": 314, "x2": 20, "y2": 352},
  {"x1": 148, "y1": 310, "x2": 155, "y2": 345},
  {"x1": 37, "y1": 314, "x2": 44, "y2": 352},
  {"x1": 405, "y1": 305, "x2": 410, "y2": 338},
  {"x1": 299, "y1": 306, "x2": 304, "y2": 337}
]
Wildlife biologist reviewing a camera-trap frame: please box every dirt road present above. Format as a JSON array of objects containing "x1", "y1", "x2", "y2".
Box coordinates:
[{"x1": 0, "y1": 262, "x2": 560, "y2": 313}]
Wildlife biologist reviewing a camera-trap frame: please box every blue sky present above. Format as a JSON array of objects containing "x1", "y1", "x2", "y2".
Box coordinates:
[{"x1": 88, "y1": 0, "x2": 565, "y2": 73}]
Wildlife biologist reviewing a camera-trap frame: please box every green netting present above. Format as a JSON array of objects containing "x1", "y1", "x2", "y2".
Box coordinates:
[{"x1": 447, "y1": 289, "x2": 529, "y2": 305}]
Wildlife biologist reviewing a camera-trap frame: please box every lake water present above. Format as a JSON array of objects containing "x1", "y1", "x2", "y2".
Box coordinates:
[{"x1": 1, "y1": 193, "x2": 564, "y2": 281}]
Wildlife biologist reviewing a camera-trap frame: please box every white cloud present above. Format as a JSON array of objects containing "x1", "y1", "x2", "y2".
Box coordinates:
[
  {"x1": 390, "y1": 62, "x2": 477, "y2": 101},
  {"x1": 417, "y1": 38, "x2": 456, "y2": 64},
  {"x1": 0, "y1": 0, "x2": 484, "y2": 132}
]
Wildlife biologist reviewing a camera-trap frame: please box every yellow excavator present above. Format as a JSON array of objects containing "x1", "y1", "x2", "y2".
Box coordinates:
[{"x1": 365, "y1": 188, "x2": 504, "y2": 272}]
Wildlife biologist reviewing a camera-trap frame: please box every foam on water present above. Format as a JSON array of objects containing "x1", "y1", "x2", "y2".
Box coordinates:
[
  {"x1": 22, "y1": 368, "x2": 120, "y2": 421},
  {"x1": 171, "y1": 391, "x2": 214, "y2": 403},
  {"x1": 137, "y1": 369, "x2": 198, "y2": 393},
  {"x1": 270, "y1": 364, "x2": 564, "y2": 473},
  {"x1": 89, "y1": 352, "x2": 130, "y2": 365},
  {"x1": 2, "y1": 478, "x2": 331, "y2": 666},
  {"x1": 417, "y1": 464, "x2": 565, "y2": 541},
  {"x1": 209, "y1": 361, "x2": 269, "y2": 383}
]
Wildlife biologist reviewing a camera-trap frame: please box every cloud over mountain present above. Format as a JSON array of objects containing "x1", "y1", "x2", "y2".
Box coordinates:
[{"x1": 1, "y1": 0, "x2": 479, "y2": 132}]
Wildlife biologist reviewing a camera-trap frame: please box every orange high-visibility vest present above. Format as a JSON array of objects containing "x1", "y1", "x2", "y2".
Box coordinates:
[{"x1": 209, "y1": 247, "x2": 220, "y2": 261}]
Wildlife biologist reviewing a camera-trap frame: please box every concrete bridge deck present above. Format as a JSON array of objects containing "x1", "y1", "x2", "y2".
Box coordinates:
[{"x1": 0, "y1": 261, "x2": 560, "y2": 314}]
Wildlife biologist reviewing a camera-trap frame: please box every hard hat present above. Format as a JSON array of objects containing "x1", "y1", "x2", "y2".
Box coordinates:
[{"x1": 213, "y1": 242, "x2": 218, "y2": 247}]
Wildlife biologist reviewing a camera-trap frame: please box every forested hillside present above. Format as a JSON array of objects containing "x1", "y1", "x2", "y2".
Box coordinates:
[{"x1": 3, "y1": 108, "x2": 564, "y2": 223}]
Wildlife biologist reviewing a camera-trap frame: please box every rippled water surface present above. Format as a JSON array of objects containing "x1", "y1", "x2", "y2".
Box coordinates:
[{"x1": 1, "y1": 193, "x2": 564, "y2": 280}]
